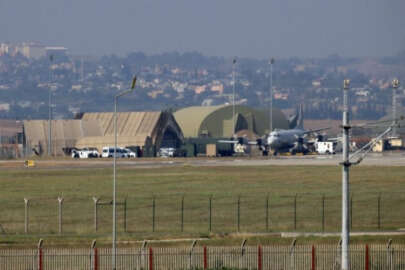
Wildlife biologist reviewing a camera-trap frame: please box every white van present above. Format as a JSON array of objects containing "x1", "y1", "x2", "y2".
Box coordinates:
[
  {"x1": 102, "y1": 147, "x2": 126, "y2": 158},
  {"x1": 79, "y1": 147, "x2": 100, "y2": 158}
]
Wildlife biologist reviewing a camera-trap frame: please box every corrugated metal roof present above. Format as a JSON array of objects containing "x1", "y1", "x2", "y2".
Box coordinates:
[
  {"x1": 0, "y1": 120, "x2": 23, "y2": 137},
  {"x1": 173, "y1": 105, "x2": 225, "y2": 137},
  {"x1": 75, "y1": 135, "x2": 150, "y2": 152},
  {"x1": 82, "y1": 112, "x2": 162, "y2": 137},
  {"x1": 23, "y1": 111, "x2": 183, "y2": 156},
  {"x1": 23, "y1": 119, "x2": 103, "y2": 155},
  {"x1": 174, "y1": 105, "x2": 288, "y2": 138}
]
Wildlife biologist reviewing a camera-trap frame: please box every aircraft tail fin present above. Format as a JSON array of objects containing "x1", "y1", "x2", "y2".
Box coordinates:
[
  {"x1": 289, "y1": 105, "x2": 304, "y2": 129},
  {"x1": 288, "y1": 113, "x2": 298, "y2": 129},
  {"x1": 296, "y1": 104, "x2": 304, "y2": 129}
]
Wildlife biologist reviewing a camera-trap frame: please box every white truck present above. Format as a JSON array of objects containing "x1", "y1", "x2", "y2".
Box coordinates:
[
  {"x1": 78, "y1": 147, "x2": 100, "y2": 158},
  {"x1": 72, "y1": 148, "x2": 100, "y2": 158},
  {"x1": 101, "y1": 147, "x2": 136, "y2": 158},
  {"x1": 315, "y1": 141, "x2": 336, "y2": 155}
]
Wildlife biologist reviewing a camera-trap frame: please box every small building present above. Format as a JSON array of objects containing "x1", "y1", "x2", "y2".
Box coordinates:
[
  {"x1": 388, "y1": 137, "x2": 403, "y2": 148},
  {"x1": 0, "y1": 120, "x2": 24, "y2": 158},
  {"x1": 372, "y1": 139, "x2": 389, "y2": 152}
]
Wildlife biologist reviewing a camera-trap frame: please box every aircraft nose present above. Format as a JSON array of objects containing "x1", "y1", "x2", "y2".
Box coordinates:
[{"x1": 268, "y1": 136, "x2": 277, "y2": 147}]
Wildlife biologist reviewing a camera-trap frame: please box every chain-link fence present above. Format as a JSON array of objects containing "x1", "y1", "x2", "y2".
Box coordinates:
[{"x1": 1, "y1": 192, "x2": 404, "y2": 236}]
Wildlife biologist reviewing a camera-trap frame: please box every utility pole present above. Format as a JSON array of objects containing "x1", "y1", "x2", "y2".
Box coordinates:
[
  {"x1": 232, "y1": 58, "x2": 237, "y2": 136},
  {"x1": 337, "y1": 79, "x2": 400, "y2": 270},
  {"x1": 341, "y1": 79, "x2": 351, "y2": 270},
  {"x1": 48, "y1": 55, "x2": 53, "y2": 156},
  {"x1": 269, "y1": 58, "x2": 274, "y2": 132},
  {"x1": 112, "y1": 76, "x2": 137, "y2": 270},
  {"x1": 392, "y1": 79, "x2": 400, "y2": 137}
]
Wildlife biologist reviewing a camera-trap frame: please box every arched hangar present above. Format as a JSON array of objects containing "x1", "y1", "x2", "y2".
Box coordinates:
[
  {"x1": 174, "y1": 105, "x2": 288, "y2": 138},
  {"x1": 77, "y1": 111, "x2": 184, "y2": 152},
  {"x1": 24, "y1": 111, "x2": 183, "y2": 156}
]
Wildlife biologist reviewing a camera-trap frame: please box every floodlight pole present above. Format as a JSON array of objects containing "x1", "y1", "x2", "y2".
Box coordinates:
[
  {"x1": 392, "y1": 79, "x2": 400, "y2": 137},
  {"x1": 341, "y1": 79, "x2": 351, "y2": 270},
  {"x1": 48, "y1": 55, "x2": 53, "y2": 156},
  {"x1": 269, "y1": 58, "x2": 274, "y2": 132},
  {"x1": 112, "y1": 76, "x2": 136, "y2": 270},
  {"x1": 232, "y1": 58, "x2": 236, "y2": 136}
]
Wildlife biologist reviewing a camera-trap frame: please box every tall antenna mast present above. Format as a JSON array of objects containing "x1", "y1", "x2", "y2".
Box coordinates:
[
  {"x1": 392, "y1": 79, "x2": 399, "y2": 137},
  {"x1": 232, "y1": 58, "x2": 236, "y2": 136},
  {"x1": 269, "y1": 58, "x2": 274, "y2": 132}
]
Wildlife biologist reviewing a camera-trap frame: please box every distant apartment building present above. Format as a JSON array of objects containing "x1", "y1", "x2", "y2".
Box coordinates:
[
  {"x1": 8, "y1": 42, "x2": 46, "y2": 59},
  {"x1": 194, "y1": 85, "x2": 206, "y2": 94},
  {"x1": 0, "y1": 42, "x2": 67, "y2": 59},
  {"x1": 0, "y1": 103, "x2": 10, "y2": 112},
  {"x1": 46, "y1": 46, "x2": 68, "y2": 59},
  {"x1": 0, "y1": 43, "x2": 10, "y2": 55},
  {"x1": 210, "y1": 83, "x2": 224, "y2": 94}
]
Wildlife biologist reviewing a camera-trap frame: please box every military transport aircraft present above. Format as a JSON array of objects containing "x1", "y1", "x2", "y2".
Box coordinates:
[{"x1": 219, "y1": 106, "x2": 329, "y2": 155}]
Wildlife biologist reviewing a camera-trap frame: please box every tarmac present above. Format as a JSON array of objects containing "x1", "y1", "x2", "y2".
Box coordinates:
[{"x1": 1, "y1": 151, "x2": 404, "y2": 170}]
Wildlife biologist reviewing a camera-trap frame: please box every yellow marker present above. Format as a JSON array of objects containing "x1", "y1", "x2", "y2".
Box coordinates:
[{"x1": 24, "y1": 160, "x2": 35, "y2": 168}]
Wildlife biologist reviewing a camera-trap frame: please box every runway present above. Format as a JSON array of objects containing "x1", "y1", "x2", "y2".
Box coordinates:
[{"x1": 1, "y1": 151, "x2": 404, "y2": 170}]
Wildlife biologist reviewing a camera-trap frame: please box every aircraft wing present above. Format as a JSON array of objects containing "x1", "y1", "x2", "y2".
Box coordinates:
[
  {"x1": 302, "y1": 127, "x2": 330, "y2": 135},
  {"x1": 218, "y1": 140, "x2": 238, "y2": 144},
  {"x1": 218, "y1": 139, "x2": 258, "y2": 145},
  {"x1": 325, "y1": 137, "x2": 342, "y2": 142}
]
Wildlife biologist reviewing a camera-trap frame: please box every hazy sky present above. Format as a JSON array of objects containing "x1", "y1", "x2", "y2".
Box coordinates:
[{"x1": 1, "y1": 0, "x2": 404, "y2": 58}]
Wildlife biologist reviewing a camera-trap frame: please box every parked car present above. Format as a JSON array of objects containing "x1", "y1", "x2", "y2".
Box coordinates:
[
  {"x1": 101, "y1": 147, "x2": 126, "y2": 158},
  {"x1": 78, "y1": 147, "x2": 100, "y2": 158},
  {"x1": 71, "y1": 149, "x2": 80, "y2": 158},
  {"x1": 158, "y1": 147, "x2": 176, "y2": 157},
  {"x1": 123, "y1": 148, "x2": 137, "y2": 158}
]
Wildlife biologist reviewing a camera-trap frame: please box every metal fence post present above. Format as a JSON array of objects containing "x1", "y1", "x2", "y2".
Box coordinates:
[
  {"x1": 189, "y1": 240, "x2": 197, "y2": 270},
  {"x1": 290, "y1": 239, "x2": 296, "y2": 270},
  {"x1": 149, "y1": 247, "x2": 153, "y2": 270},
  {"x1": 92, "y1": 197, "x2": 99, "y2": 232},
  {"x1": 203, "y1": 246, "x2": 208, "y2": 270},
  {"x1": 140, "y1": 241, "x2": 148, "y2": 270},
  {"x1": 239, "y1": 239, "x2": 247, "y2": 269},
  {"x1": 258, "y1": 245, "x2": 263, "y2": 270},
  {"x1": 386, "y1": 239, "x2": 393, "y2": 270},
  {"x1": 37, "y1": 239, "x2": 43, "y2": 270},
  {"x1": 312, "y1": 245, "x2": 316, "y2": 270},
  {"x1": 57, "y1": 197, "x2": 64, "y2": 235},
  {"x1": 365, "y1": 244, "x2": 369, "y2": 270},
  {"x1": 152, "y1": 196, "x2": 155, "y2": 232},
  {"x1": 91, "y1": 240, "x2": 98, "y2": 270},
  {"x1": 24, "y1": 198, "x2": 29, "y2": 234}
]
